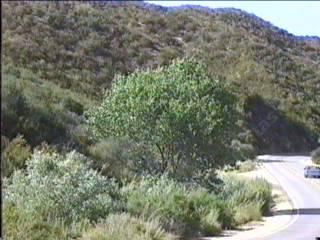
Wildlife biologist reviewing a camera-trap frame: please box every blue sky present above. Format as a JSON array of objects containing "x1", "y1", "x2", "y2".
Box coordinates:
[{"x1": 146, "y1": 1, "x2": 320, "y2": 37}]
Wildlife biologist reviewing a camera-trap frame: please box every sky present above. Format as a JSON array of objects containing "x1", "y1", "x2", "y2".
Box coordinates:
[{"x1": 146, "y1": 1, "x2": 320, "y2": 37}]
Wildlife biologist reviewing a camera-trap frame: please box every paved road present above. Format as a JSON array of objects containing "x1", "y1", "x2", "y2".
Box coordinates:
[{"x1": 258, "y1": 155, "x2": 320, "y2": 240}]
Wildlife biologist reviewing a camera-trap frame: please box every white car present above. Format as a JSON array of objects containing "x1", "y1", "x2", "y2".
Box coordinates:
[{"x1": 304, "y1": 165, "x2": 320, "y2": 178}]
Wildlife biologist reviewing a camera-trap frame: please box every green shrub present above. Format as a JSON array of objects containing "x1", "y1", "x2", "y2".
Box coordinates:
[
  {"x1": 70, "y1": 124, "x2": 93, "y2": 147},
  {"x1": 231, "y1": 140, "x2": 256, "y2": 162},
  {"x1": 124, "y1": 175, "x2": 230, "y2": 237},
  {"x1": 237, "y1": 160, "x2": 256, "y2": 173},
  {"x1": 3, "y1": 152, "x2": 273, "y2": 239},
  {"x1": 311, "y1": 147, "x2": 320, "y2": 164},
  {"x1": 189, "y1": 190, "x2": 233, "y2": 231},
  {"x1": 63, "y1": 97, "x2": 84, "y2": 115},
  {"x1": 88, "y1": 138, "x2": 158, "y2": 181},
  {"x1": 233, "y1": 202, "x2": 262, "y2": 225},
  {"x1": 81, "y1": 213, "x2": 175, "y2": 240},
  {"x1": 3, "y1": 202, "x2": 89, "y2": 240},
  {"x1": 159, "y1": 47, "x2": 180, "y2": 65},
  {"x1": 198, "y1": 209, "x2": 222, "y2": 235},
  {"x1": 2, "y1": 65, "x2": 91, "y2": 149},
  {"x1": 2, "y1": 2, "x2": 319, "y2": 155},
  {"x1": 4, "y1": 150, "x2": 122, "y2": 224},
  {"x1": 219, "y1": 176, "x2": 272, "y2": 217},
  {"x1": 124, "y1": 175, "x2": 191, "y2": 235},
  {"x1": 2, "y1": 134, "x2": 31, "y2": 177}
]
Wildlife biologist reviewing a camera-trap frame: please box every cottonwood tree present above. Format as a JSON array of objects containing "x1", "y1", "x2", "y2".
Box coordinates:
[{"x1": 87, "y1": 59, "x2": 239, "y2": 181}]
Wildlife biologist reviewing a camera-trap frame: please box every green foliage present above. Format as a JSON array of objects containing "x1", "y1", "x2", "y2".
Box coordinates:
[
  {"x1": 81, "y1": 213, "x2": 175, "y2": 240},
  {"x1": 311, "y1": 147, "x2": 320, "y2": 164},
  {"x1": 123, "y1": 175, "x2": 272, "y2": 236},
  {"x1": 3, "y1": 203, "x2": 89, "y2": 240},
  {"x1": 220, "y1": 176, "x2": 272, "y2": 216},
  {"x1": 122, "y1": 175, "x2": 270, "y2": 237},
  {"x1": 88, "y1": 138, "x2": 157, "y2": 181},
  {"x1": 1, "y1": 64, "x2": 92, "y2": 150},
  {"x1": 63, "y1": 97, "x2": 84, "y2": 115},
  {"x1": 4, "y1": 152, "x2": 272, "y2": 239},
  {"x1": 87, "y1": 59, "x2": 239, "y2": 181},
  {"x1": 159, "y1": 47, "x2": 180, "y2": 66},
  {"x1": 237, "y1": 160, "x2": 257, "y2": 173},
  {"x1": 123, "y1": 175, "x2": 229, "y2": 237},
  {"x1": 69, "y1": 124, "x2": 93, "y2": 147},
  {"x1": 2, "y1": 1, "x2": 319, "y2": 153},
  {"x1": 231, "y1": 139, "x2": 256, "y2": 161},
  {"x1": 233, "y1": 202, "x2": 262, "y2": 225},
  {"x1": 198, "y1": 208, "x2": 222, "y2": 235},
  {"x1": 2, "y1": 134, "x2": 31, "y2": 177},
  {"x1": 0, "y1": 3, "x2": 305, "y2": 238},
  {"x1": 4, "y1": 150, "x2": 122, "y2": 224},
  {"x1": 188, "y1": 190, "x2": 234, "y2": 230}
]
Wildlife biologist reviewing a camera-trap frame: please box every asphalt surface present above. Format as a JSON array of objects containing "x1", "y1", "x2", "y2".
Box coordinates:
[{"x1": 258, "y1": 155, "x2": 320, "y2": 240}]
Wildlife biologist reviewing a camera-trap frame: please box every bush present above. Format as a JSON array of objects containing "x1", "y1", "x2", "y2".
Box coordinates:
[
  {"x1": 3, "y1": 202, "x2": 89, "y2": 240},
  {"x1": 189, "y1": 190, "x2": 233, "y2": 231},
  {"x1": 2, "y1": 134, "x2": 31, "y2": 177},
  {"x1": 124, "y1": 175, "x2": 191, "y2": 236},
  {"x1": 70, "y1": 124, "x2": 93, "y2": 147},
  {"x1": 124, "y1": 175, "x2": 231, "y2": 237},
  {"x1": 198, "y1": 208, "x2": 222, "y2": 235},
  {"x1": 88, "y1": 138, "x2": 158, "y2": 181},
  {"x1": 89, "y1": 138, "x2": 132, "y2": 178},
  {"x1": 4, "y1": 150, "x2": 122, "y2": 224},
  {"x1": 311, "y1": 147, "x2": 320, "y2": 164},
  {"x1": 159, "y1": 47, "x2": 180, "y2": 65},
  {"x1": 63, "y1": 97, "x2": 84, "y2": 115},
  {"x1": 219, "y1": 176, "x2": 272, "y2": 217},
  {"x1": 231, "y1": 139, "x2": 256, "y2": 162},
  {"x1": 233, "y1": 202, "x2": 262, "y2": 225},
  {"x1": 237, "y1": 160, "x2": 256, "y2": 173},
  {"x1": 4, "y1": 153, "x2": 273, "y2": 239},
  {"x1": 81, "y1": 213, "x2": 175, "y2": 240}
]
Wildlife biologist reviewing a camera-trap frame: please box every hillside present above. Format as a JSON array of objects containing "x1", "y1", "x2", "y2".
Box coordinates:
[{"x1": 2, "y1": 1, "x2": 319, "y2": 153}]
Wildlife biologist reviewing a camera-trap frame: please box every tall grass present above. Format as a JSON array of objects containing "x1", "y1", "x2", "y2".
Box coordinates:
[
  {"x1": 219, "y1": 175, "x2": 272, "y2": 225},
  {"x1": 4, "y1": 151, "x2": 272, "y2": 239},
  {"x1": 123, "y1": 175, "x2": 232, "y2": 237},
  {"x1": 123, "y1": 175, "x2": 270, "y2": 237},
  {"x1": 81, "y1": 213, "x2": 176, "y2": 240},
  {"x1": 237, "y1": 160, "x2": 256, "y2": 173}
]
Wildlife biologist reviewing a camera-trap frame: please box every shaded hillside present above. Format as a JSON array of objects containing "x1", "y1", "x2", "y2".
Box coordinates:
[{"x1": 2, "y1": 1, "x2": 319, "y2": 153}]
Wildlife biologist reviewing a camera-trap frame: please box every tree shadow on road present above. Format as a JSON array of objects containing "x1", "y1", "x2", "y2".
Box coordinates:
[
  {"x1": 258, "y1": 159, "x2": 285, "y2": 163},
  {"x1": 273, "y1": 208, "x2": 320, "y2": 216}
]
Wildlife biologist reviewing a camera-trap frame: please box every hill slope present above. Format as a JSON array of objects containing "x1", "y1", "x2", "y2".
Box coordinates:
[{"x1": 2, "y1": 1, "x2": 319, "y2": 153}]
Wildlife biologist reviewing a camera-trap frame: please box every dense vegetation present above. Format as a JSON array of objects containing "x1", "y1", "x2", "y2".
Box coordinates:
[
  {"x1": 2, "y1": 1, "x2": 319, "y2": 155},
  {"x1": 1, "y1": 1, "x2": 318, "y2": 239},
  {"x1": 4, "y1": 149, "x2": 271, "y2": 239},
  {"x1": 87, "y1": 59, "x2": 243, "y2": 184},
  {"x1": 3, "y1": 45, "x2": 272, "y2": 240}
]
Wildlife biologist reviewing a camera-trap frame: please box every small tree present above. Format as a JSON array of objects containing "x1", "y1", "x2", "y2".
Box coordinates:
[{"x1": 87, "y1": 59, "x2": 239, "y2": 181}]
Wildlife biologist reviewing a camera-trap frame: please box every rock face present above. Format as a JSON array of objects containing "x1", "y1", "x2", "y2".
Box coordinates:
[{"x1": 244, "y1": 95, "x2": 317, "y2": 153}]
